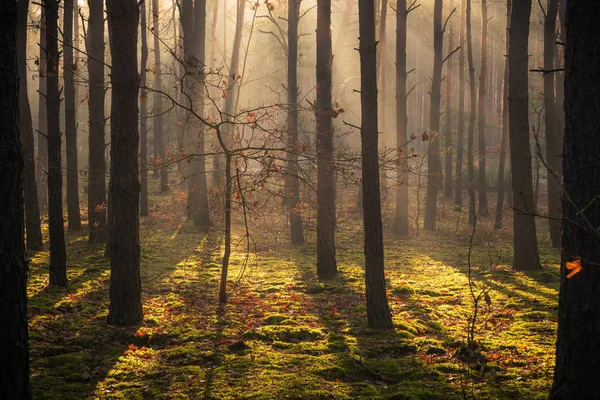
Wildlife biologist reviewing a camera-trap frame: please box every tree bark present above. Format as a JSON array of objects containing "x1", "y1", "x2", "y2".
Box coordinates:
[
  {"x1": 508, "y1": 0, "x2": 541, "y2": 271},
  {"x1": 477, "y1": 0, "x2": 489, "y2": 216},
  {"x1": 140, "y1": 0, "x2": 149, "y2": 216},
  {"x1": 106, "y1": 0, "x2": 143, "y2": 326},
  {"x1": 17, "y1": 0, "x2": 43, "y2": 250},
  {"x1": 494, "y1": 0, "x2": 511, "y2": 230},
  {"x1": 544, "y1": 0, "x2": 561, "y2": 248},
  {"x1": 423, "y1": 0, "x2": 443, "y2": 231},
  {"x1": 443, "y1": 0, "x2": 454, "y2": 198},
  {"x1": 64, "y1": 0, "x2": 81, "y2": 231},
  {"x1": 0, "y1": 1, "x2": 31, "y2": 396},
  {"x1": 88, "y1": 0, "x2": 108, "y2": 243},
  {"x1": 466, "y1": 0, "x2": 476, "y2": 224},
  {"x1": 152, "y1": 0, "x2": 168, "y2": 192},
  {"x1": 359, "y1": 0, "x2": 393, "y2": 329},
  {"x1": 316, "y1": 0, "x2": 337, "y2": 278},
  {"x1": 393, "y1": 0, "x2": 409, "y2": 236},
  {"x1": 286, "y1": 0, "x2": 305, "y2": 244},
  {"x1": 46, "y1": 0, "x2": 67, "y2": 286},
  {"x1": 454, "y1": 0, "x2": 466, "y2": 206},
  {"x1": 551, "y1": 2, "x2": 600, "y2": 396}
]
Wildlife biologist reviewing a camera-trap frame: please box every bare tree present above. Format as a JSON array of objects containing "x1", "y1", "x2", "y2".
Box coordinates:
[
  {"x1": 140, "y1": 0, "x2": 149, "y2": 216},
  {"x1": 0, "y1": 1, "x2": 31, "y2": 395},
  {"x1": 466, "y1": 0, "x2": 476, "y2": 224},
  {"x1": 152, "y1": 0, "x2": 169, "y2": 191},
  {"x1": 359, "y1": 0, "x2": 393, "y2": 329},
  {"x1": 46, "y1": 0, "x2": 67, "y2": 286},
  {"x1": 444, "y1": 0, "x2": 454, "y2": 198},
  {"x1": 37, "y1": 8, "x2": 48, "y2": 212},
  {"x1": 454, "y1": 0, "x2": 466, "y2": 206},
  {"x1": 477, "y1": 0, "x2": 489, "y2": 216},
  {"x1": 316, "y1": 0, "x2": 337, "y2": 277},
  {"x1": 17, "y1": 0, "x2": 43, "y2": 250},
  {"x1": 106, "y1": 0, "x2": 143, "y2": 326},
  {"x1": 508, "y1": 0, "x2": 541, "y2": 271}
]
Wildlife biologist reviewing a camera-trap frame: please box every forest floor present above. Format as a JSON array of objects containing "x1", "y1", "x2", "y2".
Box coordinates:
[{"x1": 28, "y1": 180, "x2": 560, "y2": 399}]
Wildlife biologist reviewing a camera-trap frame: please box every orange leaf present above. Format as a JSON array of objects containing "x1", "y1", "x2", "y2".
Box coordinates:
[
  {"x1": 128, "y1": 344, "x2": 138, "y2": 351},
  {"x1": 566, "y1": 258, "x2": 582, "y2": 279}
]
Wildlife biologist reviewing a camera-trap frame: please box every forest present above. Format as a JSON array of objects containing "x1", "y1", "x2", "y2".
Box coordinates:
[{"x1": 1, "y1": 0, "x2": 599, "y2": 398}]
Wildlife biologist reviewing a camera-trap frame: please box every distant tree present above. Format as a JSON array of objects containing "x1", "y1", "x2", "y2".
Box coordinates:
[
  {"x1": 443, "y1": 0, "x2": 454, "y2": 198},
  {"x1": 106, "y1": 0, "x2": 143, "y2": 326},
  {"x1": 37, "y1": 8, "x2": 48, "y2": 212},
  {"x1": 454, "y1": 0, "x2": 466, "y2": 206},
  {"x1": 152, "y1": 0, "x2": 169, "y2": 192},
  {"x1": 466, "y1": 0, "x2": 476, "y2": 224},
  {"x1": 140, "y1": 0, "x2": 149, "y2": 217},
  {"x1": 64, "y1": 0, "x2": 82, "y2": 230},
  {"x1": 543, "y1": 0, "x2": 561, "y2": 248},
  {"x1": 358, "y1": 0, "x2": 393, "y2": 329},
  {"x1": 17, "y1": 0, "x2": 43, "y2": 250},
  {"x1": 423, "y1": 0, "x2": 443, "y2": 231},
  {"x1": 46, "y1": 0, "x2": 68, "y2": 286},
  {"x1": 477, "y1": 0, "x2": 489, "y2": 216},
  {"x1": 286, "y1": 0, "x2": 305, "y2": 244},
  {"x1": 552, "y1": 1, "x2": 600, "y2": 396},
  {"x1": 393, "y1": 0, "x2": 409, "y2": 236},
  {"x1": 508, "y1": 0, "x2": 541, "y2": 271},
  {"x1": 88, "y1": 0, "x2": 108, "y2": 243},
  {"x1": 316, "y1": 0, "x2": 337, "y2": 277},
  {"x1": 494, "y1": 0, "x2": 511, "y2": 230},
  {"x1": 0, "y1": 1, "x2": 31, "y2": 396}
]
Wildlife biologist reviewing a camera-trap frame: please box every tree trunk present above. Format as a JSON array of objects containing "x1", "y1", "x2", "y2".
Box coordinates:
[
  {"x1": 17, "y1": 0, "x2": 43, "y2": 250},
  {"x1": 393, "y1": 0, "x2": 409, "y2": 236},
  {"x1": 152, "y1": 0, "x2": 168, "y2": 192},
  {"x1": 140, "y1": 0, "x2": 149, "y2": 216},
  {"x1": 0, "y1": 1, "x2": 31, "y2": 396},
  {"x1": 423, "y1": 0, "x2": 443, "y2": 231},
  {"x1": 106, "y1": 0, "x2": 143, "y2": 326},
  {"x1": 359, "y1": 0, "x2": 393, "y2": 329},
  {"x1": 544, "y1": 0, "x2": 561, "y2": 248},
  {"x1": 46, "y1": 0, "x2": 67, "y2": 286},
  {"x1": 552, "y1": 2, "x2": 600, "y2": 396},
  {"x1": 443, "y1": 0, "x2": 454, "y2": 198},
  {"x1": 477, "y1": 0, "x2": 489, "y2": 216},
  {"x1": 454, "y1": 0, "x2": 466, "y2": 206},
  {"x1": 508, "y1": 0, "x2": 541, "y2": 271},
  {"x1": 88, "y1": 0, "x2": 107, "y2": 243},
  {"x1": 494, "y1": 0, "x2": 511, "y2": 230},
  {"x1": 64, "y1": 0, "x2": 81, "y2": 231},
  {"x1": 286, "y1": 0, "x2": 305, "y2": 244},
  {"x1": 218, "y1": 153, "x2": 232, "y2": 304},
  {"x1": 37, "y1": 9, "x2": 48, "y2": 212},
  {"x1": 316, "y1": 0, "x2": 337, "y2": 278},
  {"x1": 466, "y1": 0, "x2": 476, "y2": 224}
]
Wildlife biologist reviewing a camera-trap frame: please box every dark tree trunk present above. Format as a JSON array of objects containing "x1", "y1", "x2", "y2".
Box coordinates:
[
  {"x1": 393, "y1": 0, "x2": 409, "y2": 236},
  {"x1": 140, "y1": 1, "x2": 149, "y2": 217},
  {"x1": 544, "y1": 0, "x2": 561, "y2": 248},
  {"x1": 152, "y1": 0, "x2": 168, "y2": 192},
  {"x1": 376, "y1": 0, "x2": 388, "y2": 182},
  {"x1": 17, "y1": 0, "x2": 43, "y2": 250},
  {"x1": 316, "y1": 0, "x2": 337, "y2": 278},
  {"x1": 64, "y1": 0, "x2": 81, "y2": 231},
  {"x1": 88, "y1": 0, "x2": 107, "y2": 243},
  {"x1": 37, "y1": 9, "x2": 48, "y2": 212},
  {"x1": 286, "y1": 0, "x2": 305, "y2": 244},
  {"x1": 189, "y1": 0, "x2": 211, "y2": 228},
  {"x1": 423, "y1": 0, "x2": 443, "y2": 231},
  {"x1": 477, "y1": 0, "x2": 489, "y2": 216},
  {"x1": 454, "y1": 0, "x2": 465, "y2": 206},
  {"x1": 494, "y1": 0, "x2": 511, "y2": 230},
  {"x1": 359, "y1": 0, "x2": 393, "y2": 329},
  {"x1": 106, "y1": 0, "x2": 143, "y2": 326},
  {"x1": 508, "y1": 0, "x2": 541, "y2": 271},
  {"x1": 466, "y1": 0, "x2": 476, "y2": 224},
  {"x1": 443, "y1": 0, "x2": 454, "y2": 198},
  {"x1": 0, "y1": 1, "x2": 31, "y2": 396},
  {"x1": 218, "y1": 153, "x2": 232, "y2": 304},
  {"x1": 551, "y1": 2, "x2": 600, "y2": 396},
  {"x1": 46, "y1": 0, "x2": 67, "y2": 287}
]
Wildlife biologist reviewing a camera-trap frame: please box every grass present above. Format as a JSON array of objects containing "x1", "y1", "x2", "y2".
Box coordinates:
[{"x1": 27, "y1": 179, "x2": 560, "y2": 399}]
